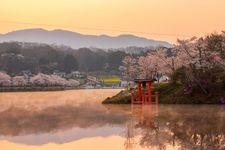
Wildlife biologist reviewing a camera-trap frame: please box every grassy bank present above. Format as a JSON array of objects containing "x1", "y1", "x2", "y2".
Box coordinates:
[
  {"x1": 102, "y1": 90, "x2": 131, "y2": 104},
  {"x1": 102, "y1": 83, "x2": 225, "y2": 104},
  {"x1": 157, "y1": 83, "x2": 225, "y2": 104}
]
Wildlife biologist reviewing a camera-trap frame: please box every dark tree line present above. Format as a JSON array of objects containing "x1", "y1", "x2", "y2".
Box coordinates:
[{"x1": 0, "y1": 42, "x2": 141, "y2": 75}]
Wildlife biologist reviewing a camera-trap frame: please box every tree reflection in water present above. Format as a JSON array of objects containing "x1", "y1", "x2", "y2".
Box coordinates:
[
  {"x1": 0, "y1": 104, "x2": 128, "y2": 136},
  {"x1": 0, "y1": 99, "x2": 225, "y2": 150},
  {"x1": 124, "y1": 115, "x2": 136, "y2": 150},
  {"x1": 126, "y1": 105, "x2": 225, "y2": 150},
  {"x1": 164, "y1": 106, "x2": 225, "y2": 150}
]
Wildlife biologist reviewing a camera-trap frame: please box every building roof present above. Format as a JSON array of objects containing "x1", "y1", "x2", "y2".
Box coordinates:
[{"x1": 134, "y1": 79, "x2": 156, "y2": 83}]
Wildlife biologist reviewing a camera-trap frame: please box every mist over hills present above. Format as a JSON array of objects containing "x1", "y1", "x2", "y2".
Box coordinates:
[
  {"x1": 0, "y1": 42, "x2": 145, "y2": 75},
  {"x1": 0, "y1": 28, "x2": 172, "y2": 49}
]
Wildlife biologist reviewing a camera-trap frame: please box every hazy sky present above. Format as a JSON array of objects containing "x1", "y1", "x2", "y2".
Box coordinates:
[{"x1": 0, "y1": 0, "x2": 225, "y2": 43}]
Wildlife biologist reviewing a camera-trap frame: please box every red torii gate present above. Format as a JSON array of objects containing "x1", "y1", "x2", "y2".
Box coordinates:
[{"x1": 131, "y1": 79, "x2": 158, "y2": 104}]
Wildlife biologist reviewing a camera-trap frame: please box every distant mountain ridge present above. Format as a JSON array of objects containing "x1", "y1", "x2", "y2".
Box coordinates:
[{"x1": 0, "y1": 28, "x2": 172, "y2": 49}]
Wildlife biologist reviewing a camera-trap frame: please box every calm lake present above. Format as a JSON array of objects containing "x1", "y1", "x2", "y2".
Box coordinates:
[{"x1": 0, "y1": 89, "x2": 225, "y2": 150}]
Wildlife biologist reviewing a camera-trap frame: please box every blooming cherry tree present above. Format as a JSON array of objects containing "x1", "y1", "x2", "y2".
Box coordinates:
[
  {"x1": 0, "y1": 72, "x2": 11, "y2": 86},
  {"x1": 67, "y1": 79, "x2": 80, "y2": 87},
  {"x1": 138, "y1": 54, "x2": 159, "y2": 79},
  {"x1": 30, "y1": 73, "x2": 79, "y2": 87},
  {"x1": 12, "y1": 76, "x2": 28, "y2": 86},
  {"x1": 122, "y1": 56, "x2": 138, "y2": 81}
]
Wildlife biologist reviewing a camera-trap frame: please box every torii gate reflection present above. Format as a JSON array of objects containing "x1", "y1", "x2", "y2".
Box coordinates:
[
  {"x1": 131, "y1": 104, "x2": 159, "y2": 128},
  {"x1": 124, "y1": 104, "x2": 159, "y2": 150}
]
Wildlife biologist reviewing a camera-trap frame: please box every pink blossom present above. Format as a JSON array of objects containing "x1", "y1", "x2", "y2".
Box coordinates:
[
  {"x1": 0, "y1": 72, "x2": 11, "y2": 86},
  {"x1": 12, "y1": 76, "x2": 28, "y2": 86}
]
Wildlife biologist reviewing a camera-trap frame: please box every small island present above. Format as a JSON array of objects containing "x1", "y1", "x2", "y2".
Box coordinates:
[{"x1": 103, "y1": 32, "x2": 225, "y2": 104}]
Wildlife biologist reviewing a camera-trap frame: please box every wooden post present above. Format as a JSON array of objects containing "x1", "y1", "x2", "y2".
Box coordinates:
[
  {"x1": 131, "y1": 97, "x2": 134, "y2": 113},
  {"x1": 147, "y1": 82, "x2": 152, "y2": 104},
  {"x1": 137, "y1": 82, "x2": 142, "y2": 102},
  {"x1": 131, "y1": 92, "x2": 134, "y2": 104},
  {"x1": 147, "y1": 105, "x2": 153, "y2": 127},
  {"x1": 142, "y1": 93, "x2": 146, "y2": 104},
  {"x1": 138, "y1": 105, "x2": 142, "y2": 126},
  {"x1": 155, "y1": 92, "x2": 159, "y2": 104}
]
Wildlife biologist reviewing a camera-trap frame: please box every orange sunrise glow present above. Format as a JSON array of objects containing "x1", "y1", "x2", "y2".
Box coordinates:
[{"x1": 0, "y1": 0, "x2": 225, "y2": 43}]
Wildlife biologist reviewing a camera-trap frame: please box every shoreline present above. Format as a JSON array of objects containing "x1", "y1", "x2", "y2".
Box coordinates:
[
  {"x1": 0, "y1": 86, "x2": 77, "y2": 92},
  {"x1": 102, "y1": 83, "x2": 225, "y2": 105},
  {"x1": 0, "y1": 86, "x2": 124, "y2": 92}
]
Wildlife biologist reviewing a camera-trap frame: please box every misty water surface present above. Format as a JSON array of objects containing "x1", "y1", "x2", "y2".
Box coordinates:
[{"x1": 0, "y1": 89, "x2": 225, "y2": 150}]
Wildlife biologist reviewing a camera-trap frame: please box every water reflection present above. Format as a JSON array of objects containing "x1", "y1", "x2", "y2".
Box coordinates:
[
  {"x1": 0, "y1": 105, "x2": 128, "y2": 136},
  {"x1": 0, "y1": 90, "x2": 225, "y2": 150},
  {"x1": 126, "y1": 105, "x2": 225, "y2": 150}
]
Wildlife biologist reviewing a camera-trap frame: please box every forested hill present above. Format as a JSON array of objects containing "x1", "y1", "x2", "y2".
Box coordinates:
[
  {"x1": 0, "y1": 42, "x2": 146, "y2": 75},
  {"x1": 0, "y1": 28, "x2": 172, "y2": 49}
]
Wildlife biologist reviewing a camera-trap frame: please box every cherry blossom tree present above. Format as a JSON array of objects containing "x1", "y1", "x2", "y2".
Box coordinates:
[
  {"x1": 30, "y1": 73, "x2": 59, "y2": 86},
  {"x1": 175, "y1": 33, "x2": 225, "y2": 93},
  {"x1": 139, "y1": 47, "x2": 184, "y2": 83},
  {"x1": 122, "y1": 55, "x2": 138, "y2": 81},
  {"x1": 67, "y1": 79, "x2": 80, "y2": 87},
  {"x1": 138, "y1": 54, "x2": 159, "y2": 79},
  {"x1": 12, "y1": 76, "x2": 28, "y2": 86},
  {"x1": 30, "y1": 73, "x2": 79, "y2": 87},
  {"x1": 0, "y1": 72, "x2": 11, "y2": 86},
  {"x1": 50, "y1": 75, "x2": 68, "y2": 86},
  {"x1": 177, "y1": 34, "x2": 225, "y2": 71},
  {"x1": 152, "y1": 47, "x2": 180, "y2": 74},
  {"x1": 121, "y1": 32, "x2": 225, "y2": 94}
]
